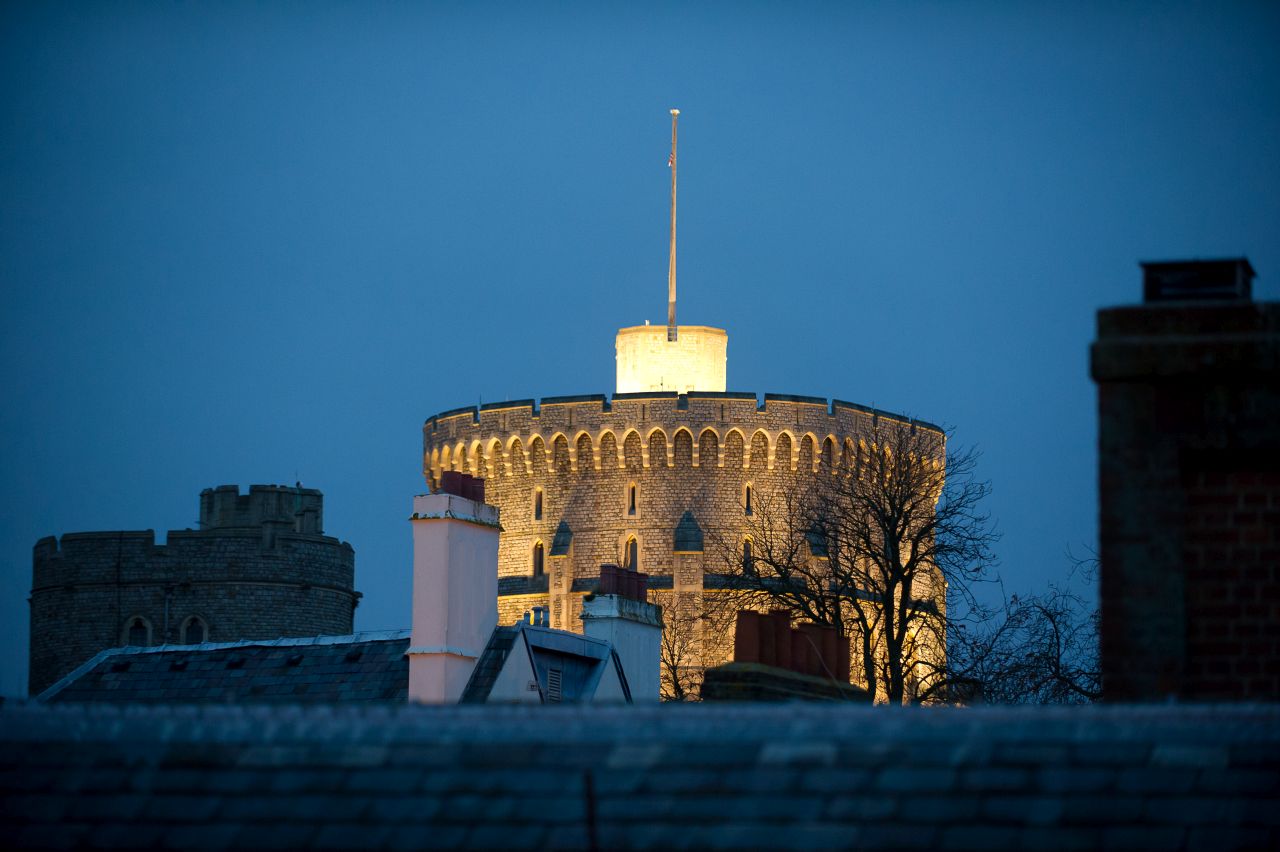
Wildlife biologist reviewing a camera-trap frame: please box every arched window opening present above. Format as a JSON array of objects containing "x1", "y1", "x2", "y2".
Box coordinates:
[
  {"x1": 533, "y1": 488, "x2": 544, "y2": 521},
  {"x1": 742, "y1": 539, "x2": 755, "y2": 575},
  {"x1": 532, "y1": 541, "x2": 545, "y2": 577},
  {"x1": 627, "y1": 483, "x2": 637, "y2": 516},
  {"x1": 624, "y1": 537, "x2": 639, "y2": 572},
  {"x1": 744, "y1": 484, "x2": 753, "y2": 516},
  {"x1": 125, "y1": 616, "x2": 150, "y2": 647},
  {"x1": 181, "y1": 616, "x2": 208, "y2": 645}
]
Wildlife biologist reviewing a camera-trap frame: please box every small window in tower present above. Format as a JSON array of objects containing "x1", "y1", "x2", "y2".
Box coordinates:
[
  {"x1": 625, "y1": 536, "x2": 639, "y2": 572},
  {"x1": 742, "y1": 538, "x2": 755, "y2": 575},
  {"x1": 533, "y1": 488, "x2": 543, "y2": 521},
  {"x1": 627, "y1": 484, "x2": 637, "y2": 516},
  {"x1": 744, "y1": 484, "x2": 753, "y2": 516},
  {"x1": 181, "y1": 616, "x2": 208, "y2": 645},
  {"x1": 126, "y1": 616, "x2": 150, "y2": 647},
  {"x1": 532, "y1": 541, "x2": 545, "y2": 577}
]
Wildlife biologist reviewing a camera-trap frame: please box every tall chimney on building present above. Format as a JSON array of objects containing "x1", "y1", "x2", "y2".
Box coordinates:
[
  {"x1": 581, "y1": 565, "x2": 663, "y2": 702},
  {"x1": 407, "y1": 473, "x2": 499, "y2": 703}
]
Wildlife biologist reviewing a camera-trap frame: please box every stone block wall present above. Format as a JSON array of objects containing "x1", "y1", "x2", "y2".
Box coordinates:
[
  {"x1": 424, "y1": 391, "x2": 940, "y2": 680},
  {"x1": 1092, "y1": 274, "x2": 1280, "y2": 700},
  {"x1": 615, "y1": 325, "x2": 728, "y2": 394},
  {"x1": 29, "y1": 485, "x2": 358, "y2": 696}
]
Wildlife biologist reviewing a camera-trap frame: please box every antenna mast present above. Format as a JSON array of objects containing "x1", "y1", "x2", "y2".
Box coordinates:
[{"x1": 667, "y1": 108, "x2": 679, "y2": 342}]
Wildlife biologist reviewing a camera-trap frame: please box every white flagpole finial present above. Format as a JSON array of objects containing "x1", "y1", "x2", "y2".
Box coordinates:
[{"x1": 667, "y1": 109, "x2": 679, "y2": 341}]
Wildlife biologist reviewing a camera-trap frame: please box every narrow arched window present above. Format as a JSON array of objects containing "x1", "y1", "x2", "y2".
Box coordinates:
[
  {"x1": 532, "y1": 541, "x2": 545, "y2": 577},
  {"x1": 624, "y1": 536, "x2": 638, "y2": 571},
  {"x1": 627, "y1": 484, "x2": 637, "y2": 516},
  {"x1": 125, "y1": 616, "x2": 150, "y2": 647},
  {"x1": 181, "y1": 616, "x2": 208, "y2": 645},
  {"x1": 533, "y1": 488, "x2": 544, "y2": 521},
  {"x1": 742, "y1": 539, "x2": 755, "y2": 575},
  {"x1": 744, "y1": 484, "x2": 753, "y2": 516}
]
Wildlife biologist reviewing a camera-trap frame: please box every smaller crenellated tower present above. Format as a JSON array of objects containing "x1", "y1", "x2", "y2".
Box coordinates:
[{"x1": 28, "y1": 484, "x2": 359, "y2": 696}]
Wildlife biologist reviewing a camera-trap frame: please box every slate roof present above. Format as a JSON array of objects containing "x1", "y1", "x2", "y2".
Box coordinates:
[
  {"x1": 459, "y1": 626, "x2": 520, "y2": 703},
  {"x1": 1, "y1": 702, "x2": 1276, "y2": 850},
  {"x1": 673, "y1": 510, "x2": 704, "y2": 552},
  {"x1": 550, "y1": 520, "x2": 573, "y2": 556},
  {"x1": 40, "y1": 632, "x2": 411, "y2": 705},
  {"x1": 461, "y1": 624, "x2": 630, "y2": 704}
]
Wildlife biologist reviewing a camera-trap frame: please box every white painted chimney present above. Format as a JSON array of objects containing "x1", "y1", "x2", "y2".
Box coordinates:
[
  {"x1": 407, "y1": 482, "x2": 499, "y2": 703},
  {"x1": 581, "y1": 583, "x2": 663, "y2": 703}
]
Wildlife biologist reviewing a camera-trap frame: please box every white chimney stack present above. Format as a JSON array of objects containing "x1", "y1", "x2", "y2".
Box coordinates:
[{"x1": 407, "y1": 476, "x2": 499, "y2": 703}]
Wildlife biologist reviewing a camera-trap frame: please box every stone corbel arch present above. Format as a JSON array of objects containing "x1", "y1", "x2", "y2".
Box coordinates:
[
  {"x1": 776, "y1": 430, "x2": 797, "y2": 472},
  {"x1": 573, "y1": 430, "x2": 596, "y2": 472}
]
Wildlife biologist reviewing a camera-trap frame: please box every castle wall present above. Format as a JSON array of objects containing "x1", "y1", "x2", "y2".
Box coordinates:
[
  {"x1": 423, "y1": 392, "x2": 940, "y2": 680},
  {"x1": 29, "y1": 486, "x2": 358, "y2": 696}
]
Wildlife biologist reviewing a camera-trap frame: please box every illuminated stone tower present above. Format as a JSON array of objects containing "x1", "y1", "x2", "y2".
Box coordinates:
[{"x1": 421, "y1": 112, "x2": 940, "y2": 697}]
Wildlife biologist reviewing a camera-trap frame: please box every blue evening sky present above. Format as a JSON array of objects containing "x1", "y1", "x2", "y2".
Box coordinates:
[{"x1": 2, "y1": 2, "x2": 1277, "y2": 696}]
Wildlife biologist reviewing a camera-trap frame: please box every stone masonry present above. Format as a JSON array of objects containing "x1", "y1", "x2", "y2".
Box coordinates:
[
  {"x1": 423, "y1": 392, "x2": 940, "y2": 682},
  {"x1": 29, "y1": 485, "x2": 358, "y2": 696}
]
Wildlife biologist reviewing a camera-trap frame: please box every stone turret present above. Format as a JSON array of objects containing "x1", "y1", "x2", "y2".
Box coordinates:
[{"x1": 29, "y1": 485, "x2": 357, "y2": 696}]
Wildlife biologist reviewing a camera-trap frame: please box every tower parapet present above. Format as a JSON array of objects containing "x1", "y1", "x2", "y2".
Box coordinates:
[
  {"x1": 422, "y1": 390, "x2": 939, "y2": 667},
  {"x1": 28, "y1": 485, "x2": 358, "y2": 696}
]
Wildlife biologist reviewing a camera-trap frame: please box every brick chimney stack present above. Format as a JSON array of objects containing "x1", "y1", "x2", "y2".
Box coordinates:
[
  {"x1": 406, "y1": 473, "x2": 499, "y2": 703},
  {"x1": 1093, "y1": 258, "x2": 1279, "y2": 701}
]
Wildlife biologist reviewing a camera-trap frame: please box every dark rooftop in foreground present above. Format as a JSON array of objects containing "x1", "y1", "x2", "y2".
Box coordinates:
[
  {"x1": 2, "y1": 702, "x2": 1276, "y2": 849},
  {"x1": 40, "y1": 632, "x2": 410, "y2": 704}
]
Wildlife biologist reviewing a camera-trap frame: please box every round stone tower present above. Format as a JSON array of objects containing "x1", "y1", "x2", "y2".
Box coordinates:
[
  {"x1": 422, "y1": 325, "x2": 939, "y2": 677},
  {"x1": 28, "y1": 484, "x2": 358, "y2": 696}
]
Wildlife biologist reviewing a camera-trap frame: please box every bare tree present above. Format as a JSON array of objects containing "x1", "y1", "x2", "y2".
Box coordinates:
[
  {"x1": 709, "y1": 421, "x2": 999, "y2": 704},
  {"x1": 658, "y1": 594, "x2": 704, "y2": 701},
  {"x1": 933, "y1": 580, "x2": 1100, "y2": 705}
]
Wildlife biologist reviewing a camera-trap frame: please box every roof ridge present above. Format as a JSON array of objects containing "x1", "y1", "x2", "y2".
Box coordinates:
[{"x1": 37, "y1": 630, "x2": 412, "y2": 702}]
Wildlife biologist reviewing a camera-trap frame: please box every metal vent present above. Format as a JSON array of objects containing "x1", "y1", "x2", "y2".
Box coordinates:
[{"x1": 546, "y1": 667, "x2": 563, "y2": 704}]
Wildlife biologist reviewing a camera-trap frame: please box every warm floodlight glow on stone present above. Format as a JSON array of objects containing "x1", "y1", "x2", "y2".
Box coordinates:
[{"x1": 615, "y1": 324, "x2": 727, "y2": 393}]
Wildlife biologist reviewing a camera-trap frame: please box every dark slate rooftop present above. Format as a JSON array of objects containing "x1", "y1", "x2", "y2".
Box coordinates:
[
  {"x1": 459, "y1": 626, "x2": 519, "y2": 703},
  {"x1": 41, "y1": 631, "x2": 411, "y2": 705},
  {"x1": 1, "y1": 702, "x2": 1276, "y2": 850}
]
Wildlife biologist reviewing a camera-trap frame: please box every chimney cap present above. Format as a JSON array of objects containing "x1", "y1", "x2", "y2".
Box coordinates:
[{"x1": 1139, "y1": 258, "x2": 1255, "y2": 303}]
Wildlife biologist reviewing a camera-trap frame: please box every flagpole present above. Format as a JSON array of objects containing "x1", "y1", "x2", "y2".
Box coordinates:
[{"x1": 667, "y1": 108, "x2": 679, "y2": 342}]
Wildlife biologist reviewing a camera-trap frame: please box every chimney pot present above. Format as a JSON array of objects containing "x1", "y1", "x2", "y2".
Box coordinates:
[{"x1": 1140, "y1": 258, "x2": 1255, "y2": 303}]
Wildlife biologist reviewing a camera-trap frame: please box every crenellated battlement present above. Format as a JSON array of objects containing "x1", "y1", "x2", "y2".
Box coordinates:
[
  {"x1": 423, "y1": 391, "x2": 941, "y2": 485},
  {"x1": 199, "y1": 484, "x2": 325, "y2": 534},
  {"x1": 28, "y1": 485, "x2": 358, "y2": 697}
]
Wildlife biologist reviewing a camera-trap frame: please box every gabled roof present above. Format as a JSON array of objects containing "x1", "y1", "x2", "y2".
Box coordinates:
[
  {"x1": 550, "y1": 520, "x2": 573, "y2": 556},
  {"x1": 458, "y1": 626, "x2": 520, "y2": 703},
  {"x1": 460, "y1": 623, "x2": 631, "y2": 704},
  {"x1": 40, "y1": 632, "x2": 411, "y2": 705},
  {"x1": 673, "y1": 510, "x2": 703, "y2": 552}
]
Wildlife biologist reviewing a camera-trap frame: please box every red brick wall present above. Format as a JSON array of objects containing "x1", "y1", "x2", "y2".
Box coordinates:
[
  {"x1": 1181, "y1": 460, "x2": 1280, "y2": 698},
  {"x1": 1093, "y1": 297, "x2": 1280, "y2": 700}
]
